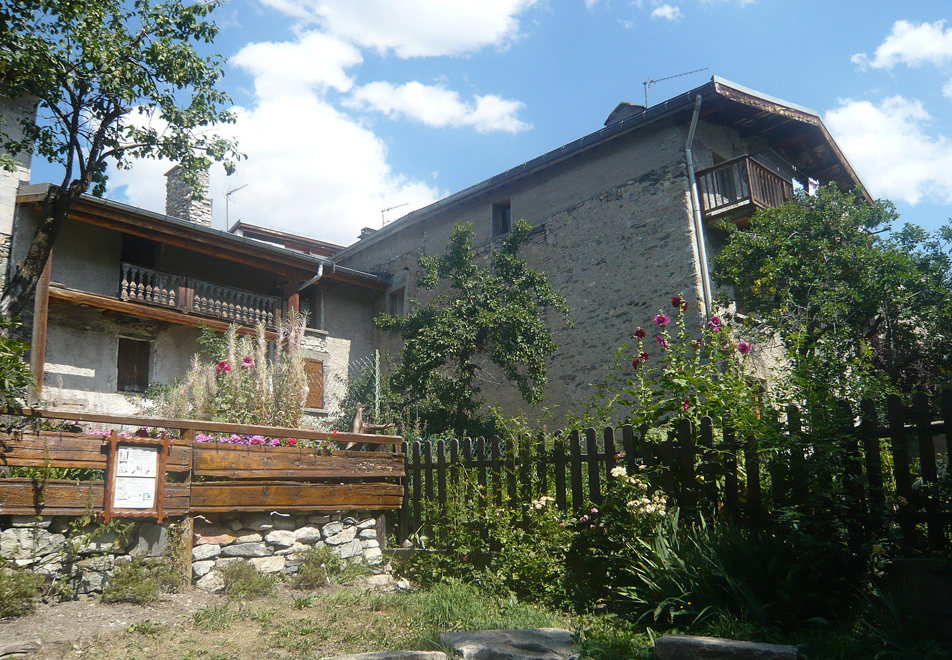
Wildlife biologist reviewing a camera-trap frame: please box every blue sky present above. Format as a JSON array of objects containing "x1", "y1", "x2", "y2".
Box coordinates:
[{"x1": 34, "y1": 0, "x2": 952, "y2": 245}]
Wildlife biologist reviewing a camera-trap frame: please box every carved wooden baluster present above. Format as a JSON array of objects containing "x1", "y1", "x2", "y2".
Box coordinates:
[{"x1": 120, "y1": 265, "x2": 130, "y2": 301}]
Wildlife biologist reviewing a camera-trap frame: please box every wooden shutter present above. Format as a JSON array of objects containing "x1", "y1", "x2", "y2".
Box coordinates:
[
  {"x1": 117, "y1": 338, "x2": 150, "y2": 392},
  {"x1": 304, "y1": 359, "x2": 324, "y2": 409}
]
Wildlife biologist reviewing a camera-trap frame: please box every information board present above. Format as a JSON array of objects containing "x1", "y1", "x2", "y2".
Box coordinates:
[{"x1": 102, "y1": 432, "x2": 170, "y2": 522}]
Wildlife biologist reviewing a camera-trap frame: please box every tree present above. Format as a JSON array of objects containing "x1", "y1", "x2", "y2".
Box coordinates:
[
  {"x1": 376, "y1": 220, "x2": 569, "y2": 437},
  {"x1": 0, "y1": 0, "x2": 240, "y2": 318},
  {"x1": 713, "y1": 185, "x2": 952, "y2": 401}
]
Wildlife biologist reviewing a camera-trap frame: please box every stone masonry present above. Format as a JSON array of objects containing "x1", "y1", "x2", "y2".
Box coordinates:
[{"x1": 165, "y1": 164, "x2": 212, "y2": 226}]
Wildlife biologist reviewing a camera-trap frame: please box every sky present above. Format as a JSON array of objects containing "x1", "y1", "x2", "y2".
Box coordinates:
[{"x1": 31, "y1": 0, "x2": 952, "y2": 246}]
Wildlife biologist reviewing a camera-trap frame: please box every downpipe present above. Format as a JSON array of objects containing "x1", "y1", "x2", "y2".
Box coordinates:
[{"x1": 685, "y1": 94, "x2": 714, "y2": 319}]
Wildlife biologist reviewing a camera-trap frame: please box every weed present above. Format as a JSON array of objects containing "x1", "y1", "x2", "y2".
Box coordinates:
[
  {"x1": 245, "y1": 605, "x2": 275, "y2": 623},
  {"x1": 292, "y1": 595, "x2": 314, "y2": 609},
  {"x1": 101, "y1": 557, "x2": 181, "y2": 604},
  {"x1": 293, "y1": 545, "x2": 369, "y2": 588},
  {"x1": 219, "y1": 561, "x2": 275, "y2": 599},
  {"x1": 0, "y1": 563, "x2": 44, "y2": 617},
  {"x1": 193, "y1": 603, "x2": 233, "y2": 631},
  {"x1": 128, "y1": 620, "x2": 164, "y2": 637}
]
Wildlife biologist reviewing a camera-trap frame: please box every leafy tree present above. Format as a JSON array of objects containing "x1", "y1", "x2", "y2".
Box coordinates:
[
  {"x1": 713, "y1": 185, "x2": 952, "y2": 402},
  {"x1": 376, "y1": 220, "x2": 569, "y2": 437},
  {"x1": 0, "y1": 0, "x2": 240, "y2": 318}
]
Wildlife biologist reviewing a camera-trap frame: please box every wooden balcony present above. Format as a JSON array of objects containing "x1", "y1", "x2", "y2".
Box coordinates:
[
  {"x1": 696, "y1": 156, "x2": 793, "y2": 225},
  {"x1": 120, "y1": 263, "x2": 281, "y2": 327}
]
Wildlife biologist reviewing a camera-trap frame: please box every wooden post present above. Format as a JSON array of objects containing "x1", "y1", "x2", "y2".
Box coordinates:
[
  {"x1": 30, "y1": 253, "x2": 52, "y2": 401},
  {"x1": 287, "y1": 277, "x2": 300, "y2": 314}
]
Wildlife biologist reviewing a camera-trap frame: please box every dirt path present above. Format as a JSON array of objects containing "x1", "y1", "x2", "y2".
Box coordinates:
[{"x1": 0, "y1": 589, "x2": 221, "y2": 658}]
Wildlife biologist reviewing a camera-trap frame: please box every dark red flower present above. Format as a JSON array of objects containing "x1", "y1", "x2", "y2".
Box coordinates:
[
  {"x1": 671, "y1": 296, "x2": 682, "y2": 308},
  {"x1": 633, "y1": 328, "x2": 647, "y2": 339},
  {"x1": 631, "y1": 357, "x2": 642, "y2": 368},
  {"x1": 640, "y1": 352, "x2": 650, "y2": 361}
]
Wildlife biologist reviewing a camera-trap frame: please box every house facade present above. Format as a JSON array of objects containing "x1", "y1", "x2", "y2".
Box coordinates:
[{"x1": 1, "y1": 77, "x2": 866, "y2": 426}]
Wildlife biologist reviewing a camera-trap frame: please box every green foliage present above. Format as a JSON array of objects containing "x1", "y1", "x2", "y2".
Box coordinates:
[
  {"x1": 149, "y1": 314, "x2": 308, "y2": 428},
  {"x1": 575, "y1": 297, "x2": 767, "y2": 436},
  {"x1": 377, "y1": 220, "x2": 569, "y2": 437},
  {"x1": 713, "y1": 186, "x2": 952, "y2": 402},
  {"x1": 218, "y1": 561, "x2": 276, "y2": 599},
  {"x1": 399, "y1": 472, "x2": 573, "y2": 609},
  {"x1": 0, "y1": 563, "x2": 45, "y2": 617},
  {"x1": 192, "y1": 603, "x2": 234, "y2": 631},
  {"x1": 101, "y1": 557, "x2": 181, "y2": 604},
  {"x1": 292, "y1": 544, "x2": 369, "y2": 589},
  {"x1": 0, "y1": 317, "x2": 33, "y2": 414}
]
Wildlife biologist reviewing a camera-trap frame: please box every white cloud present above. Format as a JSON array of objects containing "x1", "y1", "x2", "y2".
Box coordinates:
[
  {"x1": 651, "y1": 4, "x2": 682, "y2": 20},
  {"x1": 346, "y1": 81, "x2": 530, "y2": 134},
  {"x1": 852, "y1": 20, "x2": 952, "y2": 70},
  {"x1": 260, "y1": 0, "x2": 538, "y2": 58},
  {"x1": 825, "y1": 96, "x2": 952, "y2": 205},
  {"x1": 230, "y1": 31, "x2": 362, "y2": 97}
]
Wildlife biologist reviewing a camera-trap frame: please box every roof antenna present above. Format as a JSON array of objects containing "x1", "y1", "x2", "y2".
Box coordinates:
[
  {"x1": 643, "y1": 67, "x2": 709, "y2": 107},
  {"x1": 225, "y1": 183, "x2": 249, "y2": 228},
  {"x1": 381, "y1": 202, "x2": 408, "y2": 227}
]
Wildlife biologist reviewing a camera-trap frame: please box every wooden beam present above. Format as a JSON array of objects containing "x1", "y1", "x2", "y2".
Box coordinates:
[
  {"x1": 0, "y1": 479, "x2": 189, "y2": 516},
  {"x1": 193, "y1": 444, "x2": 404, "y2": 479},
  {"x1": 48, "y1": 286, "x2": 281, "y2": 340},
  {"x1": 29, "y1": 254, "x2": 52, "y2": 401},
  {"x1": 189, "y1": 481, "x2": 404, "y2": 511},
  {"x1": 0, "y1": 431, "x2": 192, "y2": 471}
]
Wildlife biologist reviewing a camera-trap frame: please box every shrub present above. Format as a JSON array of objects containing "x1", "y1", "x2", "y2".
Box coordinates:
[
  {"x1": 219, "y1": 561, "x2": 275, "y2": 599},
  {"x1": 101, "y1": 557, "x2": 181, "y2": 604},
  {"x1": 0, "y1": 564, "x2": 44, "y2": 617}
]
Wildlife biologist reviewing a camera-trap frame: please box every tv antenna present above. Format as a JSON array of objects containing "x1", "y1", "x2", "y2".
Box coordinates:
[
  {"x1": 381, "y1": 202, "x2": 408, "y2": 227},
  {"x1": 225, "y1": 183, "x2": 249, "y2": 228},
  {"x1": 643, "y1": 67, "x2": 709, "y2": 106}
]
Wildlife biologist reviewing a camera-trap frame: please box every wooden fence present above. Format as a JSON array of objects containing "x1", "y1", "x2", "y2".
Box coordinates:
[
  {"x1": 0, "y1": 408, "x2": 405, "y2": 518},
  {"x1": 399, "y1": 392, "x2": 952, "y2": 549}
]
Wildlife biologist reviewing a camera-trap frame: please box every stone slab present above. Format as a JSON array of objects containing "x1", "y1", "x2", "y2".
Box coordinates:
[
  {"x1": 440, "y1": 628, "x2": 576, "y2": 660},
  {"x1": 653, "y1": 635, "x2": 800, "y2": 660},
  {"x1": 323, "y1": 653, "x2": 446, "y2": 660}
]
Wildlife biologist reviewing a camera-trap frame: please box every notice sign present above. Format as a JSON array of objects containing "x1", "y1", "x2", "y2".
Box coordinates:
[
  {"x1": 102, "y1": 433, "x2": 170, "y2": 523},
  {"x1": 113, "y1": 446, "x2": 159, "y2": 509}
]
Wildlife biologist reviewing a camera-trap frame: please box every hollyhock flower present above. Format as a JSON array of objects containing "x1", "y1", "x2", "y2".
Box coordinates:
[
  {"x1": 633, "y1": 328, "x2": 647, "y2": 339},
  {"x1": 684, "y1": 399, "x2": 690, "y2": 411},
  {"x1": 216, "y1": 361, "x2": 232, "y2": 375},
  {"x1": 654, "y1": 313, "x2": 670, "y2": 327},
  {"x1": 671, "y1": 296, "x2": 682, "y2": 308},
  {"x1": 738, "y1": 342, "x2": 752, "y2": 355},
  {"x1": 241, "y1": 356, "x2": 255, "y2": 369},
  {"x1": 640, "y1": 352, "x2": 650, "y2": 361},
  {"x1": 631, "y1": 357, "x2": 642, "y2": 368},
  {"x1": 656, "y1": 335, "x2": 669, "y2": 348}
]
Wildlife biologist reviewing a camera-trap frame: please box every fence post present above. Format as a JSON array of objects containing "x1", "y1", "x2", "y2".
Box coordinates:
[
  {"x1": 860, "y1": 399, "x2": 885, "y2": 529},
  {"x1": 677, "y1": 418, "x2": 695, "y2": 521},
  {"x1": 585, "y1": 428, "x2": 601, "y2": 505},
  {"x1": 507, "y1": 439, "x2": 518, "y2": 505},
  {"x1": 476, "y1": 437, "x2": 487, "y2": 491},
  {"x1": 520, "y1": 434, "x2": 533, "y2": 506},
  {"x1": 837, "y1": 400, "x2": 864, "y2": 553},
  {"x1": 411, "y1": 440, "x2": 422, "y2": 536},
  {"x1": 437, "y1": 439, "x2": 447, "y2": 514},
  {"x1": 570, "y1": 430, "x2": 584, "y2": 513},
  {"x1": 622, "y1": 424, "x2": 638, "y2": 475},
  {"x1": 554, "y1": 433, "x2": 568, "y2": 512},
  {"x1": 786, "y1": 405, "x2": 807, "y2": 507},
  {"x1": 887, "y1": 395, "x2": 915, "y2": 544},
  {"x1": 698, "y1": 417, "x2": 716, "y2": 518},
  {"x1": 603, "y1": 427, "x2": 616, "y2": 486},
  {"x1": 535, "y1": 432, "x2": 548, "y2": 496},
  {"x1": 913, "y1": 392, "x2": 942, "y2": 548},
  {"x1": 744, "y1": 435, "x2": 761, "y2": 524},
  {"x1": 491, "y1": 437, "x2": 502, "y2": 506}
]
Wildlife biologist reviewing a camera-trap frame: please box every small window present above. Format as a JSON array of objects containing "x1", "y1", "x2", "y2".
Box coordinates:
[
  {"x1": 117, "y1": 337, "x2": 151, "y2": 392},
  {"x1": 388, "y1": 287, "x2": 406, "y2": 317},
  {"x1": 492, "y1": 200, "x2": 512, "y2": 237},
  {"x1": 304, "y1": 359, "x2": 324, "y2": 409},
  {"x1": 120, "y1": 235, "x2": 159, "y2": 269}
]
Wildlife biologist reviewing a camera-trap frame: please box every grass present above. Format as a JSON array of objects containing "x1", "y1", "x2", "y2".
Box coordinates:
[
  {"x1": 218, "y1": 561, "x2": 276, "y2": 599},
  {"x1": 0, "y1": 564, "x2": 45, "y2": 617},
  {"x1": 101, "y1": 557, "x2": 182, "y2": 604}
]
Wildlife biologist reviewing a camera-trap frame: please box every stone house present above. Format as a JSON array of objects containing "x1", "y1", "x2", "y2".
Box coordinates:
[{"x1": 1, "y1": 77, "x2": 867, "y2": 426}]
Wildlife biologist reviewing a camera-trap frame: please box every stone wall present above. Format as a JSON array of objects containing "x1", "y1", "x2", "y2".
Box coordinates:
[
  {"x1": 1, "y1": 511, "x2": 388, "y2": 597},
  {"x1": 0, "y1": 96, "x2": 35, "y2": 292}
]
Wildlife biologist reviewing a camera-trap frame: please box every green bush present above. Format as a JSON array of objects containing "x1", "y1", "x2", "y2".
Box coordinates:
[
  {"x1": 0, "y1": 564, "x2": 45, "y2": 617},
  {"x1": 219, "y1": 561, "x2": 275, "y2": 599},
  {"x1": 101, "y1": 557, "x2": 181, "y2": 604}
]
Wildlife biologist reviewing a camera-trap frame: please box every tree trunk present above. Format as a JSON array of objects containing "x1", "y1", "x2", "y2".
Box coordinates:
[{"x1": 0, "y1": 181, "x2": 85, "y2": 319}]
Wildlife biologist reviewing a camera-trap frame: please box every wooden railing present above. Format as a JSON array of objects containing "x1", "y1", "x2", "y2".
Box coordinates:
[
  {"x1": 695, "y1": 156, "x2": 793, "y2": 220},
  {"x1": 0, "y1": 409, "x2": 404, "y2": 517},
  {"x1": 191, "y1": 278, "x2": 279, "y2": 327},
  {"x1": 120, "y1": 263, "x2": 183, "y2": 309},
  {"x1": 119, "y1": 263, "x2": 281, "y2": 327}
]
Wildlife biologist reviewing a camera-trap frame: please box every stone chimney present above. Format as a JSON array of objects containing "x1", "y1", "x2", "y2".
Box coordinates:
[
  {"x1": 165, "y1": 164, "x2": 212, "y2": 226},
  {"x1": 359, "y1": 227, "x2": 377, "y2": 240}
]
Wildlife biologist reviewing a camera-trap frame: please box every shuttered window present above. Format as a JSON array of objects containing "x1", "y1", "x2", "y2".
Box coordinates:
[
  {"x1": 304, "y1": 359, "x2": 324, "y2": 409},
  {"x1": 117, "y1": 338, "x2": 151, "y2": 392}
]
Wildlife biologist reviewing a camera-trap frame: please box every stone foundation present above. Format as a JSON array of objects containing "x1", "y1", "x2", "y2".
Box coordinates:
[{"x1": 0, "y1": 511, "x2": 388, "y2": 597}]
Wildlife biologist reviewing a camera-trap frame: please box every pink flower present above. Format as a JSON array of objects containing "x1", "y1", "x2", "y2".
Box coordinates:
[
  {"x1": 632, "y1": 328, "x2": 647, "y2": 339},
  {"x1": 580, "y1": 514, "x2": 589, "y2": 523},
  {"x1": 684, "y1": 399, "x2": 690, "y2": 411},
  {"x1": 723, "y1": 342, "x2": 735, "y2": 352},
  {"x1": 656, "y1": 334, "x2": 669, "y2": 348},
  {"x1": 288, "y1": 438, "x2": 297, "y2": 446},
  {"x1": 738, "y1": 342, "x2": 752, "y2": 355},
  {"x1": 332, "y1": 430, "x2": 338, "y2": 436},
  {"x1": 590, "y1": 507, "x2": 598, "y2": 514},
  {"x1": 241, "y1": 356, "x2": 255, "y2": 369},
  {"x1": 654, "y1": 314, "x2": 670, "y2": 327},
  {"x1": 694, "y1": 337, "x2": 703, "y2": 347},
  {"x1": 269, "y1": 438, "x2": 281, "y2": 447},
  {"x1": 216, "y1": 361, "x2": 232, "y2": 375}
]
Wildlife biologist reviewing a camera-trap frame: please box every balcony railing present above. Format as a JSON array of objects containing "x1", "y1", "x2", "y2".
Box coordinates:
[
  {"x1": 695, "y1": 156, "x2": 793, "y2": 222},
  {"x1": 120, "y1": 263, "x2": 281, "y2": 327}
]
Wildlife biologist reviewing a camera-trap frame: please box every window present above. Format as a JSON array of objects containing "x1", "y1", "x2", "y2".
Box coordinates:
[
  {"x1": 388, "y1": 287, "x2": 406, "y2": 317},
  {"x1": 492, "y1": 200, "x2": 512, "y2": 237},
  {"x1": 304, "y1": 359, "x2": 324, "y2": 409},
  {"x1": 120, "y1": 235, "x2": 158, "y2": 269},
  {"x1": 117, "y1": 337, "x2": 151, "y2": 392}
]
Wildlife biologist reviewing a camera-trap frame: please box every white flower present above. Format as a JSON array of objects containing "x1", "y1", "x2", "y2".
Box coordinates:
[{"x1": 610, "y1": 466, "x2": 628, "y2": 479}]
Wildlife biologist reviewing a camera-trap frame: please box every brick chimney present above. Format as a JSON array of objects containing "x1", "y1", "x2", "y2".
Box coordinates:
[{"x1": 165, "y1": 164, "x2": 212, "y2": 226}]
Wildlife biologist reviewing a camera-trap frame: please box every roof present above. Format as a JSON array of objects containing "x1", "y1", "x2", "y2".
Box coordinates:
[
  {"x1": 16, "y1": 184, "x2": 387, "y2": 290},
  {"x1": 336, "y1": 76, "x2": 866, "y2": 260},
  {"x1": 227, "y1": 221, "x2": 344, "y2": 258}
]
